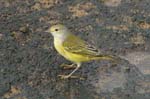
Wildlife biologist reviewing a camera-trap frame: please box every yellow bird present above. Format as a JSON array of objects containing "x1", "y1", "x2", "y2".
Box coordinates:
[{"x1": 46, "y1": 24, "x2": 118, "y2": 79}]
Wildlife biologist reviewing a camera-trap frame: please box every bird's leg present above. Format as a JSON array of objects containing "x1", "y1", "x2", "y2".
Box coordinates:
[
  {"x1": 60, "y1": 63, "x2": 76, "y2": 69},
  {"x1": 58, "y1": 63, "x2": 82, "y2": 79}
]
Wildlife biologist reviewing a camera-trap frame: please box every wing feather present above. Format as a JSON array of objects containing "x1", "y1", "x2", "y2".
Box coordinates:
[{"x1": 63, "y1": 34, "x2": 101, "y2": 57}]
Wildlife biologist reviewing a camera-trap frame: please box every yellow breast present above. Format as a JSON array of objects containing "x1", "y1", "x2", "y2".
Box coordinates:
[{"x1": 54, "y1": 42, "x2": 66, "y2": 57}]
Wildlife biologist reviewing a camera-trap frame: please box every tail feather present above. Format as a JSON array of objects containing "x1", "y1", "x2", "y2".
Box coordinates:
[{"x1": 93, "y1": 54, "x2": 121, "y2": 63}]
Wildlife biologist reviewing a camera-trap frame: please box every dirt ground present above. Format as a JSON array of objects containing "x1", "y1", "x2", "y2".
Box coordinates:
[{"x1": 0, "y1": 0, "x2": 150, "y2": 99}]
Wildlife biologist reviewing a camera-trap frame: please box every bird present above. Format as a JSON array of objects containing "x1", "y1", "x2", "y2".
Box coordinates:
[{"x1": 46, "y1": 24, "x2": 119, "y2": 79}]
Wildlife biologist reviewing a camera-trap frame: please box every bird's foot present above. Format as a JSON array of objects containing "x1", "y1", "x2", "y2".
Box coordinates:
[
  {"x1": 60, "y1": 63, "x2": 76, "y2": 69},
  {"x1": 58, "y1": 74, "x2": 85, "y2": 80},
  {"x1": 58, "y1": 75, "x2": 70, "y2": 79}
]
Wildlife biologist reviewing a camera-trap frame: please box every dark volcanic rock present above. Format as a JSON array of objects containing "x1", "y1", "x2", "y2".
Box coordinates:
[{"x1": 0, "y1": 0, "x2": 149, "y2": 99}]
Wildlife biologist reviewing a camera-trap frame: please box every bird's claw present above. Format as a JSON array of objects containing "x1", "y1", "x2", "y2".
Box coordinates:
[
  {"x1": 58, "y1": 75, "x2": 85, "y2": 80},
  {"x1": 58, "y1": 75, "x2": 70, "y2": 79},
  {"x1": 60, "y1": 63, "x2": 76, "y2": 69}
]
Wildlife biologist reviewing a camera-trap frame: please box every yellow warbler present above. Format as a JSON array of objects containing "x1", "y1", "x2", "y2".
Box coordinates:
[{"x1": 46, "y1": 24, "x2": 118, "y2": 79}]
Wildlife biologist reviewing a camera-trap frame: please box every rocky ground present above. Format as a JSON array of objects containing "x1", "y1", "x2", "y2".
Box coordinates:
[{"x1": 0, "y1": 0, "x2": 150, "y2": 99}]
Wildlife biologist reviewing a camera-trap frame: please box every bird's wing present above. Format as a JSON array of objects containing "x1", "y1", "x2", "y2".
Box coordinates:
[{"x1": 63, "y1": 34, "x2": 101, "y2": 56}]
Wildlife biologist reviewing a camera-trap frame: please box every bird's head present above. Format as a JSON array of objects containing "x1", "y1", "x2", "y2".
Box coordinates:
[{"x1": 46, "y1": 24, "x2": 70, "y2": 38}]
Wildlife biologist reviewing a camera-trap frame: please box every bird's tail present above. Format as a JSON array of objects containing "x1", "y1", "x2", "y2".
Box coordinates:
[{"x1": 93, "y1": 54, "x2": 121, "y2": 63}]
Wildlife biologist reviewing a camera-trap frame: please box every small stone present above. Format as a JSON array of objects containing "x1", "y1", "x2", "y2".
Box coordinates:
[
  {"x1": 102, "y1": 0, "x2": 122, "y2": 7},
  {"x1": 130, "y1": 33, "x2": 145, "y2": 45},
  {"x1": 0, "y1": 33, "x2": 3, "y2": 40}
]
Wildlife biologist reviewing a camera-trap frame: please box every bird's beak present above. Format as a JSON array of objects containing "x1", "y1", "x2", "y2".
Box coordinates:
[
  {"x1": 44, "y1": 29, "x2": 50, "y2": 33},
  {"x1": 45, "y1": 29, "x2": 49, "y2": 33}
]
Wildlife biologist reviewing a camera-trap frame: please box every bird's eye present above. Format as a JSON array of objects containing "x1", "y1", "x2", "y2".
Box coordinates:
[{"x1": 55, "y1": 29, "x2": 58, "y2": 31}]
